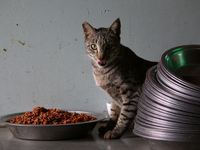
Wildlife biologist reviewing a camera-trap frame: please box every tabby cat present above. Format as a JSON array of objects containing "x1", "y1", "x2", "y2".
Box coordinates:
[{"x1": 82, "y1": 18, "x2": 157, "y2": 139}]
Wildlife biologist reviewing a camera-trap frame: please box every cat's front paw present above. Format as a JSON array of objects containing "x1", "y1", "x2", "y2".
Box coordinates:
[{"x1": 104, "y1": 130, "x2": 121, "y2": 139}]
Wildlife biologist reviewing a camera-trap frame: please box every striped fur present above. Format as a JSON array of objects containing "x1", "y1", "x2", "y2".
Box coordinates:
[{"x1": 82, "y1": 18, "x2": 157, "y2": 139}]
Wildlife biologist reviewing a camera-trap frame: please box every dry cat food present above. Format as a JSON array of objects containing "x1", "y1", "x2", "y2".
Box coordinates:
[{"x1": 7, "y1": 107, "x2": 96, "y2": 125}]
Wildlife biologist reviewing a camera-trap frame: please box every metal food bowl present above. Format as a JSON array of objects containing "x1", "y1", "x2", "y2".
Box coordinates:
[
  {"x1": 0, "y1": 111, "x2": 106, "y2": 140},
  {"x1": 158, "y1": 45, "x2": 200, "y2": 96},
  {"x1": 164, "y1": 45, "x2": 200, "y2": 74}
]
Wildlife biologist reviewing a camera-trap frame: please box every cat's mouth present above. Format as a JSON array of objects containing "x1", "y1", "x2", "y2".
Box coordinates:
[{"x1": 98, "y1": 60, "x2": 106, "y2": 67}]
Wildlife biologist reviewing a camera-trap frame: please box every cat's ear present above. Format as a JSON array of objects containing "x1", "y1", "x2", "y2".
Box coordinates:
[
  {"x1": 108, "y1": 18, "x2": 121, "y2": 36},
  {"x1": 82, "y1": 22, "x2": 95, "y2": 39}
]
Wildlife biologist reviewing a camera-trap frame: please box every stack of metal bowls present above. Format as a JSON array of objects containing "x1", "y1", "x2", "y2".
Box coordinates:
[{"x1": 133, "y1": 45, "x2": 200, "y2": 150}]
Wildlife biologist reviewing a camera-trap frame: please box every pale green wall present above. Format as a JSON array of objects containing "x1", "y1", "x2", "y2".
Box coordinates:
[{"x1": 0, "y1": 0, "x2": 199, "y2": 115}]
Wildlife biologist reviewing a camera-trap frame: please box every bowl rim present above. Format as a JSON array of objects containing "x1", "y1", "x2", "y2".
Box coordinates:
[{"x1": 160, "y1": 44, "x2": 200, "y2": 89}]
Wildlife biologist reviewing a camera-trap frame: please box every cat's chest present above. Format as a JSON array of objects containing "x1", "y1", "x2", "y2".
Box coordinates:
[
  {"x1": 93, "y1": 71, "x2": 121, "y2": 90},
  {"x1": 93, "y1": 73, "x2": 109, "y2": 89}
]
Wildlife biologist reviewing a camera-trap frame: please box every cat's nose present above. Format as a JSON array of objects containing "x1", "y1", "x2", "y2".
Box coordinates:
[{"x1": 97, "y1": 55, "x2": 104, "y2": 61}]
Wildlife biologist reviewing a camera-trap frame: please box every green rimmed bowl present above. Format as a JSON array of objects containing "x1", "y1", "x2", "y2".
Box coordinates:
[{"x1": 157, "y1": 45, "x2": 200, "y2": 98}]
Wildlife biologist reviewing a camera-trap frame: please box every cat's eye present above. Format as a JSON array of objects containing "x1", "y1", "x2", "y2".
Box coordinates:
[
  {"x1": 105, "y1": 44, "x2": 113, "y2": 50},
  {"x1": 91, "y1": 44, "x2": 97, "y2": 50}
]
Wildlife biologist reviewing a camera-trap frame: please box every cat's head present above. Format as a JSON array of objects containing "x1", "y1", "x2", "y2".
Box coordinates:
[{"x1": 82, "y1": 18, "x2": 121, "y2": 68}]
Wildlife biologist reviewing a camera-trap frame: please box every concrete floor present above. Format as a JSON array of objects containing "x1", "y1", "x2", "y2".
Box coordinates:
[{"x1": 0, "y1": 122, "x2": 150, "y2": 150}]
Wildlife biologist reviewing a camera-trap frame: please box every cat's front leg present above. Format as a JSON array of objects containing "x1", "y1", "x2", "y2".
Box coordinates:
[
  {"x1": 104, "y1": 98, "x2": 138, "y2": 139},
  {"x1": 98, "y1": 101, "x2": 120, "y2": 134}
]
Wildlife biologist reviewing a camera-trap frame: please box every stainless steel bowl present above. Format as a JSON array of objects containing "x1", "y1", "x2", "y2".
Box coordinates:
[
  {"x1": 0, "y1": 111, "x2": 107, "y2": 140},
  {"x1": 162, "y1": 45, "x2": 200, "y2": 86},
  {"x1": 158, "y1": 45, "x2": 200, "y2": 95}
]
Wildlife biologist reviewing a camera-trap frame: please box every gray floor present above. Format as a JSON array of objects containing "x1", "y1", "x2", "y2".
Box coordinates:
[{"x1": 0, "y1": 122, "x2": 150, "y2": 150}]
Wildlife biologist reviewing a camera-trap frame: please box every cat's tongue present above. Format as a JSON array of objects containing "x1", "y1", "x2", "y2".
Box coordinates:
[{"x1": 98, "y1": 60, "x2": 106, "y2": 66}]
